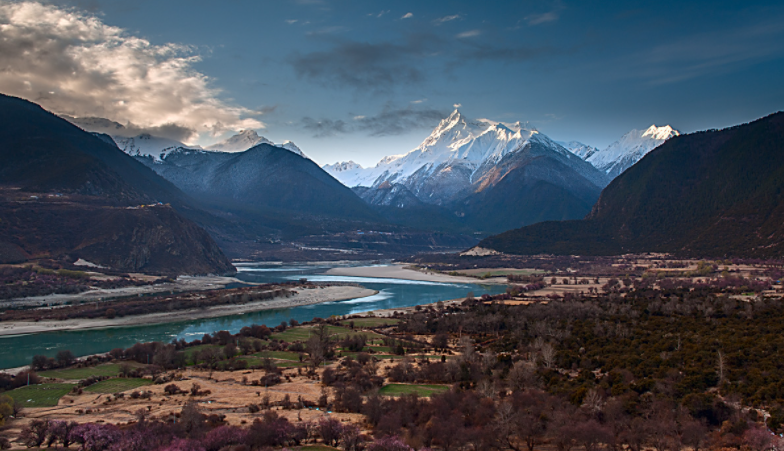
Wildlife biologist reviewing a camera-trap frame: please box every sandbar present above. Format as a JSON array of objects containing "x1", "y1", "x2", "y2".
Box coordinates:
[
  {"x1": 325, "y1": 264, "x2": 505, "y2": 284},
  {"x1": 0, "y1": 285, "x2": 377, "y2": 336}
]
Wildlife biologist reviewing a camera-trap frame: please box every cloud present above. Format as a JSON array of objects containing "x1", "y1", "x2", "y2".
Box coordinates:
[
  {"x1": 411, "y1": 98, "x2": 427, "y2": 104},
  {"x1": 355, "y1": 105, "x2": 448, "y2": 136},
  {"x1": 453, "y1": 103, "x2": 462, "y2": 109},
  {"x1": 285, "y1": 19, "x2": 298, "y2": 24},
  {"x1": 434, "y1": 14, "x2": 460, "y2": 25},
  {"x1": 301, "y1": 105, "x2": 448, "y2": 137},
  {"x1": 456, "y1": 29, "x2": 481, "y2": 39},
  {"x1": 301, "y1": 117, "x2": 349, "y2": 137},
  {"x1": 526, "y1": 11, "x2": 559, "y2": 25},
  {"x1": 62, "y1": 115, "x2": 196, "y2": 142},
  {"x1": 0, "y1": 2, "x2": 262, "y2": 143},
  {"x1": 401, "y1": 12, "x2": 413, "y2": 19},
  {"x1": 289, "y1": 37, "x2": 435, "y2": 90}
]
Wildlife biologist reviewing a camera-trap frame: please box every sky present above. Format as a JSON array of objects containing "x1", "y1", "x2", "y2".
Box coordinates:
[{"x1": 0, "y1": 0, "x2": 783, "y2": 167}]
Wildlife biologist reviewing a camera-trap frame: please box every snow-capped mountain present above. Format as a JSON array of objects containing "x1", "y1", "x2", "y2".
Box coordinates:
[
  {"x1": 323, "y1": 161, "x2": 367, "y2": 186},
  {"x1": 279, "y1": 141, "x2": 305, "y2": 158},
  {"x1": 324, "y1": 109, "x2": 607, "y2": 205},
  {"x1": 113, "y1": 134, "x2": 200, "y2": 162},
  {"x1": 586, "y1": 125, "x2": 679, "y2": 180},
  {"x1": 557, "y1": 141, "x2": 599, "y2": 160},
  {"x1": 206, "y1": 130, "x2": 273, "y2": 152}
]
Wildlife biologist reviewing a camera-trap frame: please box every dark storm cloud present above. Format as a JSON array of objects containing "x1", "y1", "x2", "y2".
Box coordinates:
[{"x1": 301, "y1": 105, "x2": 448, "y2": 137}]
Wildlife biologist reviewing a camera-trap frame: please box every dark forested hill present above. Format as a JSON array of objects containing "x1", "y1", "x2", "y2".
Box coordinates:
[
  {"x1": 0, "y1": 94, "x2": 235, "y2": 275},
  {"x1": 480, "y1": 112, "x2": 784, "y2": 258}
]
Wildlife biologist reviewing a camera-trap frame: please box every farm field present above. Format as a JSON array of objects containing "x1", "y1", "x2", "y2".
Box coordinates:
[
  {"x1": 83, "y1": 378, "x2": 152, "y2": 394},
  {"x1": 378, "y1": 384, "x2": 450, "y2": 397},
  {"x1": 340, "y1": 317, "x2": 400, "y2": 327},
  {"x1": 6, "y1": 383, "x2": 75, "y2": 407}
]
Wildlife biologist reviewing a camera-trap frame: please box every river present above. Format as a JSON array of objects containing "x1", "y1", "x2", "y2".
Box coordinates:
[{"x1": 0, "y1": 263, "x2": 504, "y2": 369}]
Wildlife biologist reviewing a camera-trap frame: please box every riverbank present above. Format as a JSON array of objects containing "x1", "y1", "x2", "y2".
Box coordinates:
[
  {"x1": 0, "y1": 275, "x2": 249, "y2": 309},
  {"x1": 0, "y1": 285, "x2": 376, "y2": 336},
  {"x1": 325, "y1": 264, "x2": 506, "y2": 284}
]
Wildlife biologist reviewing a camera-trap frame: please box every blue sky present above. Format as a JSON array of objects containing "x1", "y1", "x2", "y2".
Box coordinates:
[{"x1": 2, "y1": 0, "x2": 783, "y2": 166}]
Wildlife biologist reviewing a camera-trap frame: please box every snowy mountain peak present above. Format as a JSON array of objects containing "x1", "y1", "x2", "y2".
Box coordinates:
[
  {"x1": 582, "y1": 124, "x2": 680, "y2": 179},
  {"x1": 206, "y1": 130, "x2": 273, "y2": 152},
  {"x1": 559, "y1": 141, "x2": 600, "y2": 160},
  {"x1": 323, "y1": 109, "x2": 576, "y2": 191},
  {"x1": 112, "y1": 134, "x2": 199, "y2": 162},
  {"x1": 642, "y1": 124, "x2": 679, "y2": 141},
  {"x1": 278, "y1": 141, "x2": 305, "y2": 157}
]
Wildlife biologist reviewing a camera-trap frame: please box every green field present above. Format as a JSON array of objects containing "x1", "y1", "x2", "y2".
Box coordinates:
[
  {"x1": 296, "y1": 446, "x2": 340, "y2": 451},
  {"x1": 39, "y1": 363, "x2": 126, "y2": 380},
  {"x1": 83, "y1": 378, "x2": 152, "y2": 394},
  {"x1": 378, "y1": 384, "x2": 450, "y2": 397},
  {"x1": 6, "y1": 383, "x2": 75, "y2": 407},
  {"x1": 254, "y1": 350, "x2": 304, "y2": 361},
  {"x1": 340, "y1": 317, "x2": 401, "y2": 327},
  {"x1": 271, "y1": 325, "x2": 382, "y2": 342}
]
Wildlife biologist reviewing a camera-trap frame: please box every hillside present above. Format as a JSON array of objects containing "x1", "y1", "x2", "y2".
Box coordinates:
[
  {"x1": 0, "y1": 94, "x2": 235, "y2": 275},
  {"x1": 134, "y1": 145, "x2": 383, "y2": 239},
  {"x1": 480, "y1": 112, "x2": 784, "y2": 258}
]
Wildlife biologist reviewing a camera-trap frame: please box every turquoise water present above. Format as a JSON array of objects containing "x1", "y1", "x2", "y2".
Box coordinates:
[{"x1": 0, "y1": 263, "x2": 504, "y2": 369}]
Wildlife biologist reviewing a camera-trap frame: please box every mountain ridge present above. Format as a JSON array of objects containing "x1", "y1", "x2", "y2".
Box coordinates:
[{"x1": 479, "y1": 111, "x2": 784, "y2": 258}]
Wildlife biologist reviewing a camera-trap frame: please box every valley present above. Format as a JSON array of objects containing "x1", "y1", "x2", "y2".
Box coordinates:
[{"x1": 0, "y1": 2, "x2": 782, "y2": 447}]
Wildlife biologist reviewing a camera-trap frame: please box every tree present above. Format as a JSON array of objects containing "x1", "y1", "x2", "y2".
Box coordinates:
[
  {"x1": 180, "y1": 401, "x2": 205, "y2": 437},
  {"x1": 319, "y1": 417, "x2": 345, "y2": 447},
  {"x1": 0, "y1": 395, "x2": 13, "y2": 427},
  {"x1": 31, "y1": 354, "x2": 49, "y2": 371},
  {"x1": 56, "y1": 349, "x2": 75, "y2": 367},
  {"x1": 367, "y1": 435, "x2": 413, "y2": 451},
  {"x1": 19, "y1": 419, "x2": 50, "y2": 448},
  {"x1": 540, "y1": 342, "x2": 556, "y2": 369},
  {"x1": 307, "y1": 324, "x2": 332, "y2": 367},
  {"x1": 431, "y1": 333, "x2": 449, "y2": 351}
]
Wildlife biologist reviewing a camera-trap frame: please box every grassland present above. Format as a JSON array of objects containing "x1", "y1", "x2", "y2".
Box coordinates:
[
  {"x1": 339, "y1": 317, "x2": 401, "y2": 327},
  {"x1": 83, "y1": 378, "x2": 152, "y2": 394},
  {"x1": 6, "y1": 383, "x2": 75, "y2": 407},
  {"x1": 270, "y1": 325, "x2": 383, "y2": 342},
  {"x1": 39, "y1": 362, "x2": 146, "y2": 380},
  {"x1": 378, "y1": 384, "x2": 450, "y2": 397}
]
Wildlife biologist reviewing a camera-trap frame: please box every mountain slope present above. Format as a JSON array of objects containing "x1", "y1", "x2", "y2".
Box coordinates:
[
  {"x1": 325, "y1": 110, "x2": 607, "y2": 205},
  {"x1": 0, "y1": 94, "x2": 235, "y2": 275},
  {"x1": 135, "y1": 144, "x2": 382, "y2": 238},
  {"x1": 480, "y1": 112, "x2": 784, "y2": 258},
  {"x1": 326, "y1": 110, "x2": 608, "y2": 234},
  {"x1": 586, "y1": 125, "x2": 679, "y2": 179}
]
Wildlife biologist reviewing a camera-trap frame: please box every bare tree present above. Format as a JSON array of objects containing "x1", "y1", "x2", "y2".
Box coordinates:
[
  {"x1": 540, "y1": 342, "x2": 556, "y2": 369},
  {"x1": 717, "y1": 349, "x2": 726, "y2": 385}
]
